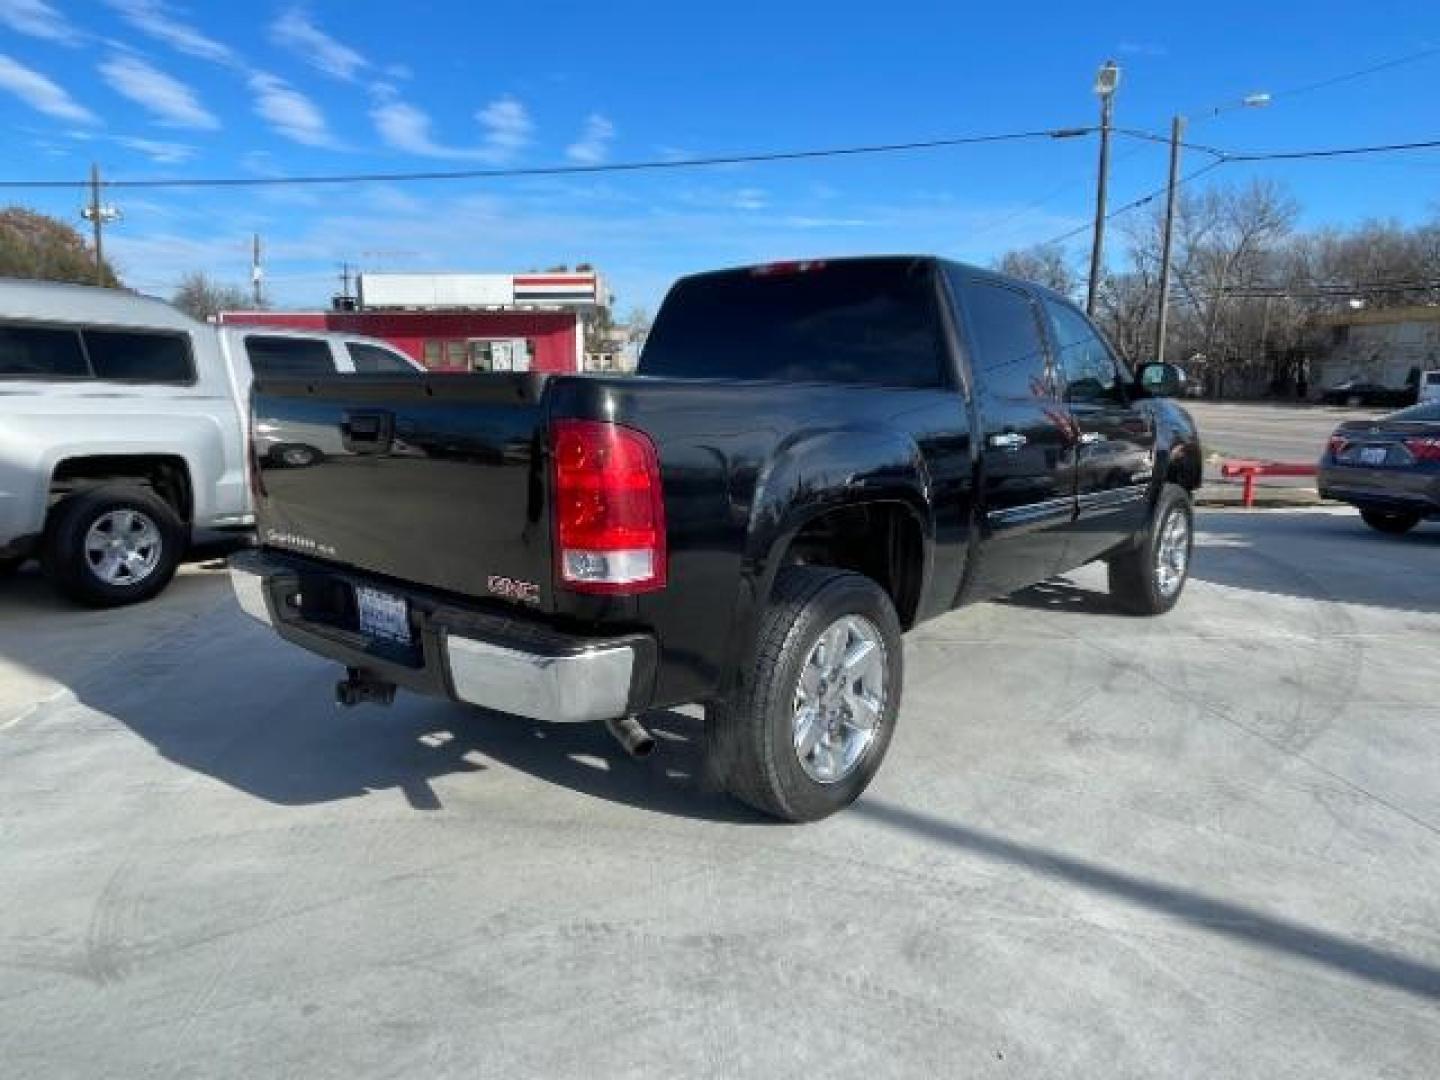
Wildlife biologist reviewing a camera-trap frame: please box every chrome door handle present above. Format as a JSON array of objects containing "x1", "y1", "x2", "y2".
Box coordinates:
[
  {"x1": 1078, "y1": 431, "x2": 1106, "y2": 446},
  {"x1": 988, "y1": 432, "x2": 1028, "y2": 450}
]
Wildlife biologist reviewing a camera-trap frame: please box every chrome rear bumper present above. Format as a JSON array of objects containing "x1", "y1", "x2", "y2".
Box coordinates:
[{"x1": 230, "y1": 552, "x2": 643, "y2": 724}]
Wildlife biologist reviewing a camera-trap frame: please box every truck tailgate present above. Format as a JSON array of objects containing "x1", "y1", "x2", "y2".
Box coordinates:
[{"x1": 251, "y1": 374, "x2": 553, "y2": 608}]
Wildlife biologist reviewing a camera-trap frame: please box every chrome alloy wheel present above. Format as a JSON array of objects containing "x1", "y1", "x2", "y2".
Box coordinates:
[
  {"x1": 791, "y1": 615, "x2": 887, "y2": 784},
  {"x1": 1154, "y1": 506, "x2": 1190, "y2": 599},
  {"x1": 84, "y1": 509, "x2": 163, "y2": 586}
]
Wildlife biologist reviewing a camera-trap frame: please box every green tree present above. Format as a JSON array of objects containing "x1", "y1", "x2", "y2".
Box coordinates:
[{"x1": 0, "y1": 206, "x2": 121, "y2": 287}]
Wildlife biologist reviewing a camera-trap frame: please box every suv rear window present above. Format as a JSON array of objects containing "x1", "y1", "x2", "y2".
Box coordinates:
[
  {"x1": 83, "y1": 330, "x2": 193, "y2": 383},
  {"x1": 246, "y1": 336, "x2": 336, "y2": 377},
  {"x1": 0, "y1": 324, "x2": 88, "y2": 378},
  {"x1": 639, "y1": 259, "x2": 945, "y2": 387}
]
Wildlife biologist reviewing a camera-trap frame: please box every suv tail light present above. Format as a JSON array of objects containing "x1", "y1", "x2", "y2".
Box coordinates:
[
  {"x1": 551, "y1": 419, "x2": 667, "y2": 594},
  {"x1": 1327, "y1": 433, "x2": 1348, "y2": 458},
  {"x1": 1404, "y1": 436, "x2": 1440, "y2": 462}
]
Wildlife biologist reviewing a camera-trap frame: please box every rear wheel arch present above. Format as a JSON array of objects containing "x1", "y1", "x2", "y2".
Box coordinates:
[
  {"x1": 49, "y1": 453, "x2": 194, "y2": 524},
  {"x1": 766, "y1": 498, "x2": 928, "y2": 630}
]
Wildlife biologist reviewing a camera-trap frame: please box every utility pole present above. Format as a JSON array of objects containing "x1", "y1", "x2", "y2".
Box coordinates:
[
  {"x1": 1153, "y1": 92, "x2": 1269, "y2": 362},
  {"x1": 251, "y1": 233, "x2": 264, "y2": 308},
  {"x1": 79, "y1": 163, "x2": 120, "y2": 286},
  {"x1": 1153, "y1": 115, "x2": 1186, "y2": 362},
  {"x1": 1086, "y1": 60, "x2": 1121, "y2": 316}
]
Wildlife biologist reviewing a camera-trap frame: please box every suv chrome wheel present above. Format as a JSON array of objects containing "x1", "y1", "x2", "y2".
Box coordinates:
[
  {"x1": 791, "y1": 615, "x2": 887, "y2": 784},
  {"x1": 84, "y1": 509, "x2": 163, "y2": 586},
  {"x1": 1154, "y1": 506, "x2": 1190, "y2": 599}
]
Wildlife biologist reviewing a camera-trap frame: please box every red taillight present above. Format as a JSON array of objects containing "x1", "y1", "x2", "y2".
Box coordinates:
[
  {"x1": 1327, "y1": 434, "x2": 1348, "y2": 458},
  {"x1": 551, "y1": 419, "x2": 666, "y2": 594},
  {"x1": 1404, "y1": 436, "x2": 1440, "y2": 462}
]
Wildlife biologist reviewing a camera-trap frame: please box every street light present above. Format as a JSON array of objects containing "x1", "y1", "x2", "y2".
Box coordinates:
[
  {"x1": 1153, "y1": 90, "x2": 1270, "y2": 363},
  {"x1": 1086, "y1": 60, "x2": 1121, "y2": 316}
]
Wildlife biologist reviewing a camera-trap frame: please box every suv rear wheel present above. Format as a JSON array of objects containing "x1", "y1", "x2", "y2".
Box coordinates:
[
  {"x1": 712, "y1": 566, "x2": 903, "y2": 823},
  {"x1": 1107, "y1": 482, "x2": 1194, "y2": 615},
  {"x1": 42, "y1": 485, "x2": 185, "y2": 607}
]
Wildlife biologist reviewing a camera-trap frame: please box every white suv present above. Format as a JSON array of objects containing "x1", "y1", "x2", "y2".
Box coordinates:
[{"x1": 0, "y1": 279, "x2": 419, "y2": 605}]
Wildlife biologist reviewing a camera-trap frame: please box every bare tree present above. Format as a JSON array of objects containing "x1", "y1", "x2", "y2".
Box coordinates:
[
  {"x1": 994, "y1": 244, "x2": 1078, "y2": 297},
  {"x1": 171, "y1": 272, "x2": 252, "y2": 322}
]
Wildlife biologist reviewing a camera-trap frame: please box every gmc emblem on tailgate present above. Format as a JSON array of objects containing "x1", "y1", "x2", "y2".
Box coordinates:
[{"x1": 487, "y1": 575, "x2": 540, "y2": 604}]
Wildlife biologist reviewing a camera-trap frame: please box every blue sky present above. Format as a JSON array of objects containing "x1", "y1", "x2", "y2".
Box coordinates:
[{"x1": 1, "y1": 0, "x2": 1438, "y2": 313}]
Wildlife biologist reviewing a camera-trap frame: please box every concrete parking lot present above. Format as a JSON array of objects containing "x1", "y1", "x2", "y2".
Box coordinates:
[{"x1": 2, "y1": 508, "x2": 1437, "y2": 1079}]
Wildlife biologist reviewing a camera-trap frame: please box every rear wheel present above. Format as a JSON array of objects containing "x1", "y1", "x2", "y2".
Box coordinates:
[
  {"x1": 712, "y1": 567, "x2": 903, "y2": 823},
  {"x1": 42, "y1": 485, "x2": 185, "y2": 606},
  {"x1": 1360, "y1": 508, "x2": 1421, "y2": 535},
  {"x1": 1107, "y1": 483, "x2": 1194, "y2": 616}
]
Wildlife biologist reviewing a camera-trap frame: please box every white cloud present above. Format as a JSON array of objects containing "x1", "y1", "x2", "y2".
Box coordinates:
[
  {"x1": 0, "y1": 53, "x2": 97, "y2": 123},
  {"x1": 99, "y1": 53, "x2": 218, "y2": 129},
  {"x1": 566, "y1": 113, "x2": 615, "y2": 165},
  {"x1": 270, "y1": 8, "x2": 368, "y2": 81},
  {"x1": 249, "y1": 71, "x2": 336, "y2": 148},
  {"x1": 371, "y1": 99, "x2": 446, "y2": 156},
  {"x1": 117, "y1": 136, "x2": 195, "y2": 163},
  {"x1": 475, "y1": 96, "x2": 533, "y2": 162},
  {"x1": 104, "y1": 0, "x2": 237, "y2": 66},
  {"x1": 0, "y1": 0, "x2": 83, "y2": 45},
  {"x1": 372, "y1": 95, "x2": 533, "y2": 163}
]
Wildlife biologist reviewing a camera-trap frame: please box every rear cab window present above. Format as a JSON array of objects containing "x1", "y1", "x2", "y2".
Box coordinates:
[
  {"x1": 638, "y1": 258, "x2": 946, "y2": 387},
  {"x1": 83, "y1": 330, "x2": 193, "y2": 383},
  {"x1": 0, "y1": 322, "x2": 193, "y2": 383},
  {"x1": 0, "y1": 323, "x2": 89, "y2": 378},
  {"x1": 245, "y1": 336, "x2": 337, "y2": 377}
]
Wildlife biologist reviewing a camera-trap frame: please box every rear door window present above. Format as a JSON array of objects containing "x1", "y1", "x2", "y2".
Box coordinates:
[
  {"x1": 83, "y1": 330, "x2": 193, "y2": 383},
  {"x1": 346, "y1": 342, "x2": 415, "y2": 373},
  {"x1": 245, "y1": 336, "x2": 337, "y2": 377},
  {"x1": 0, "y1": 323, "x2": 88, "y2": 378},
  {"x1": 956, "y1": 277, "x2": 1055, "y2": 400},
  {"x1": 639, "y1": 259, "x2": 945, "y2": 387}
]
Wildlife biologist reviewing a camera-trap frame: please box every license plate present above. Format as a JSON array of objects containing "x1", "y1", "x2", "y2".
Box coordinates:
[
  {"x1": 1359, "y1": 446, "x2": 1389, "y2": 466},
  {"x1": 356, "y1": 586, "x2": 411, "y2": 645}
]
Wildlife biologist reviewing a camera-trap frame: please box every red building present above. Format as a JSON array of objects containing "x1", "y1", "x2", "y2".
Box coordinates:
[{"x1": 221, "y1": 271, "x2": 599, "y2": 374}]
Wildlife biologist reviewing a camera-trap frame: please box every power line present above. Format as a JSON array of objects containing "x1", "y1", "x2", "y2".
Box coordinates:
[
  {"x1": 1039, "y1": 159, "x2": 1227, "y2": 246},
  {"x1": 1268, "y1": 45, "x2": 1440, "y2": 103},
  {"x1": 0, "y1": 127, "x2": 1095, "y2": 191},
  {"x1": 1226, "y1": 137, "x2": 1440, "y2": 162}
]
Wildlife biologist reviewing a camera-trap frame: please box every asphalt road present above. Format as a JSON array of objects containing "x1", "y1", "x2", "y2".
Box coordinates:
[
  {"x1": 2, "y1": 508, "x2": 1438, "y2": 1079},
  {"x1": 1184, "y1": 400, "x2": 1388, "y2": 494}
]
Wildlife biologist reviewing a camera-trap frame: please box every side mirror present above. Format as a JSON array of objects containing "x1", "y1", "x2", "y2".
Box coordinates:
[{"x1": 1138, "y1": 361, "x2": 1186, "y2": 398}]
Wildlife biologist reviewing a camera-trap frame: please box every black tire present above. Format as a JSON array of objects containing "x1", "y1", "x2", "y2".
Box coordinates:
[
  {"x1": 1107, "y1": 482, "x2": 1194, "y2": 616},
  {"x1": 1360, "y1": 508, "x2": 1421, "y2": 535},
  {"x1": 712, "y1": 567, "x2": 903, "y2": 823},
  {"x1": 42, "y1": 485, "x2": 185, "y2": 607}
]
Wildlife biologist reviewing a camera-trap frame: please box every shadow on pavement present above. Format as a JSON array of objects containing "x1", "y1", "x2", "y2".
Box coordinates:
[
  {"x1": 1191, "y1": 511, "x2": 1440, "y2": 615},
  {"x1": 855, "y1": 798, "x2": 1440, "y2": 1002},
  {"x1": 58, "y1": 613, "x2": 761, "y2": 822},
  {"x1": 999, "y1": 577, "x2": 1116, "y2": 616}
]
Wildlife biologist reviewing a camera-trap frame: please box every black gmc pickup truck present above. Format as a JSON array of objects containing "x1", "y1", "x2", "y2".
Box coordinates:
[{"x1": 232, "y1": 256, "x2": 1201, "y2": 822}]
